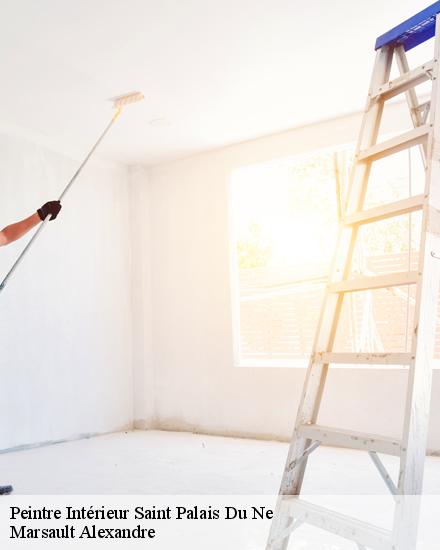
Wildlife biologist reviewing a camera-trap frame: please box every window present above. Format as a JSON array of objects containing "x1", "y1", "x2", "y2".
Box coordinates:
[{"x1": 230, "y1": 143, "x2": 439, "y2": 368}]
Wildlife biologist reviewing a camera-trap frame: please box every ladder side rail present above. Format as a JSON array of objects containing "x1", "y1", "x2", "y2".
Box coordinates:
[
  {"x1": 392, "y1": 496, "x2": 422, "y2": 550},
  {"x1": 397, "y1": 17, "x2": 440, "y2": 497},
  {"x1": 265, "y1": 45, "x2": 394, "y2": 550},
  {"x1": 287, "y1": 44, "x2": 394, "y2": 493},
  {"x1": 395, "y1": 45, "x2": 428, "y2": 165}
]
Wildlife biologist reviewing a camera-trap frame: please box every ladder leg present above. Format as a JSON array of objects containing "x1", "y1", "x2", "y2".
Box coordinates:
[
  {"x1": 285, "y1": 44, "x2": 394, "y2": 494},
  {"x1": 265, "y1": 502, "x2": 291, "y2": 550},
  {"x1": 397, "y1": 230, "x2": 438, "y2": 497},
  {"x1": 266, "y1": 355, "x2": 334, "y2": 550},
  {"x1": 392, "y1": 496, "x2": 422, "y2": 550},
  {"x1": 282, "y1": 366, "x2": 329, "y2": 491}
]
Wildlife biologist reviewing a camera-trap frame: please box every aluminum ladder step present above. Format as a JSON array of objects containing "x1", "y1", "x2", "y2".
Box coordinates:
[
  {"x1": 344, "y1": 194, "x2": 424, "y2": 226},
  {"x1": 329, "y1": 271, "x2": 418, "y2": 293},
  {"x1": 277, "y1": 499, "x2": 393, "y2": 550},
  {"x1": 313, "y1": 352, "x2": 414, "y2": 366},
  {"x1": 371, "y1": 60, "x2": 434, "y2": 100},
  {"x1": 297, "y1": 424, "x2": 401, "y2": 456},
  {"x1": 358, "y1": 125, "x2": 430, "y2": 162}
]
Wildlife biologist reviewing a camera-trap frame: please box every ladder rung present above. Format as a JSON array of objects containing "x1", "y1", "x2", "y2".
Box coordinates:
[
  {"x1": 344, "y1": 194, "x2": 424, "y2": 225},
  {"x1": 358, "y1": 125, "x2": 430, "y2": 162},
  {"x1": 314, "y1": 352, "x2": 414, "y2": 366},
  {"x1": 297, "y1": 424, "x2": 401, "y2": 456},
  {"x1": 281, "y1": 499, "x2": 393, "y2": 550},
  {"x1": 329, "y1": 271, "x2": 418, "y2": 293},
  {"x1": 371, "y1": 60, "x2": 435, "y2": 100}
]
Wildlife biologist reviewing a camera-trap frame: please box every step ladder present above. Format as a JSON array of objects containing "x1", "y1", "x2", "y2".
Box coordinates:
[{"x1": 267, "y1": 4, "x2": 440, "y2": 549}]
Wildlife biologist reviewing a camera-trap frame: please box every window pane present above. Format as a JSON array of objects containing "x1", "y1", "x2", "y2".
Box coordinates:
[{"x1": 231, "y1": 151, "x2": 340, "y2": 366}]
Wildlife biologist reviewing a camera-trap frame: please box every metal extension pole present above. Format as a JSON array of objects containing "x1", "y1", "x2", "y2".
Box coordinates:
[{"x1": 0, "y1": 109, "x2": 121, "y2": 294}]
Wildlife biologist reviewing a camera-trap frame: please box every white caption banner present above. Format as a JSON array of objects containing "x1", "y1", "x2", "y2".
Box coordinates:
[{"x1": 0, "y1": 495, "x2": 439, "y2": 549}]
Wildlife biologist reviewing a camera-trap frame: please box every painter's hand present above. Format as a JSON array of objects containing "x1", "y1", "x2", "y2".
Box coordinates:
[{"x1": 37, "y1": 201, "x2": 62, "y2": 221}]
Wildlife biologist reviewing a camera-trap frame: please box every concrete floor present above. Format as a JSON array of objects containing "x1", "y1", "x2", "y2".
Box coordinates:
[{"x1": 0, "y1": 430, "x2": 439, "y2": 495}]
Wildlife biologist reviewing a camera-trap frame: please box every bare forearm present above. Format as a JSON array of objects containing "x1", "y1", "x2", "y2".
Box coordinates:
[
  {"x1": 0, "y1": 213, "x2": 40, "y2": 246},
  {"x1": 0, "y1": 201, "x2": 62, "y2": 247}
]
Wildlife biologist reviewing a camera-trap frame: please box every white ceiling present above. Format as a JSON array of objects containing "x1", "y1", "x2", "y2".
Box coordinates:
[{"x1": 0, "y1": 0, "x2": 432, "y2": 166}]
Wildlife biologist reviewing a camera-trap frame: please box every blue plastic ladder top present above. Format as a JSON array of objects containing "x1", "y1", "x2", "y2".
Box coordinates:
[{"x1": 375, "y1": 1, "x2": 440, "y2": 51}]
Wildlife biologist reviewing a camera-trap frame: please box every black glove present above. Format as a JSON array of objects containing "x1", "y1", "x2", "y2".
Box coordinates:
[{"x1": 37, "y1": 201, "x2": 62, "y2": 221}]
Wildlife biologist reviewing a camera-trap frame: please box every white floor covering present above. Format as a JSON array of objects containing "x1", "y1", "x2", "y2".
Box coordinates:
[{"x1": 0, "y1": 430, "x2": 439, "y2": 495}]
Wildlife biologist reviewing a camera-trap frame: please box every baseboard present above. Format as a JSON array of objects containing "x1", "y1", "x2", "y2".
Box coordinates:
[
  {"x1": 139, "y1": 423, "x2": 440, "y2": 457},
  {"x1": 2, "y1": 424, "x2": 439, "y2": 458},
  {"x1": 0, "y1": 422, "x2": 133, "y2": 455}
]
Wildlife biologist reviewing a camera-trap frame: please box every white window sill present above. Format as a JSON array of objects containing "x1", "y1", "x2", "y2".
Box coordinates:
[{"x1": 236, "y1": 358, "x2": 440, "y2": 370}]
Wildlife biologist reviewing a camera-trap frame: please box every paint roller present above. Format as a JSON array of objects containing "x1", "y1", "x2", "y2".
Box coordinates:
[{"x1": 0, "y1": 91, "x2": 144, "y2": 294}]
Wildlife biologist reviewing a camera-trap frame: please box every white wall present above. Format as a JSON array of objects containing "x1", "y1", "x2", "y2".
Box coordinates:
[
  {"x1": 0, "y1": 131, "x2": 133, "y2": 450},
  {"x1": 3, "y1": 102, "x2": 437, "y2": 456},
  {"x1": 130, "y1": 166, "x2": 155, "y2": 428},
  {"x1": 138, "y1": 102, "x2": 440, "y2": 453}
]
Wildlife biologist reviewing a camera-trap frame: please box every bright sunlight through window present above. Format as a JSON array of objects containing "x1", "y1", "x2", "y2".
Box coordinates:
[{"x1": 230, "y1": 144, "x2": 440, "y2": 368}]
